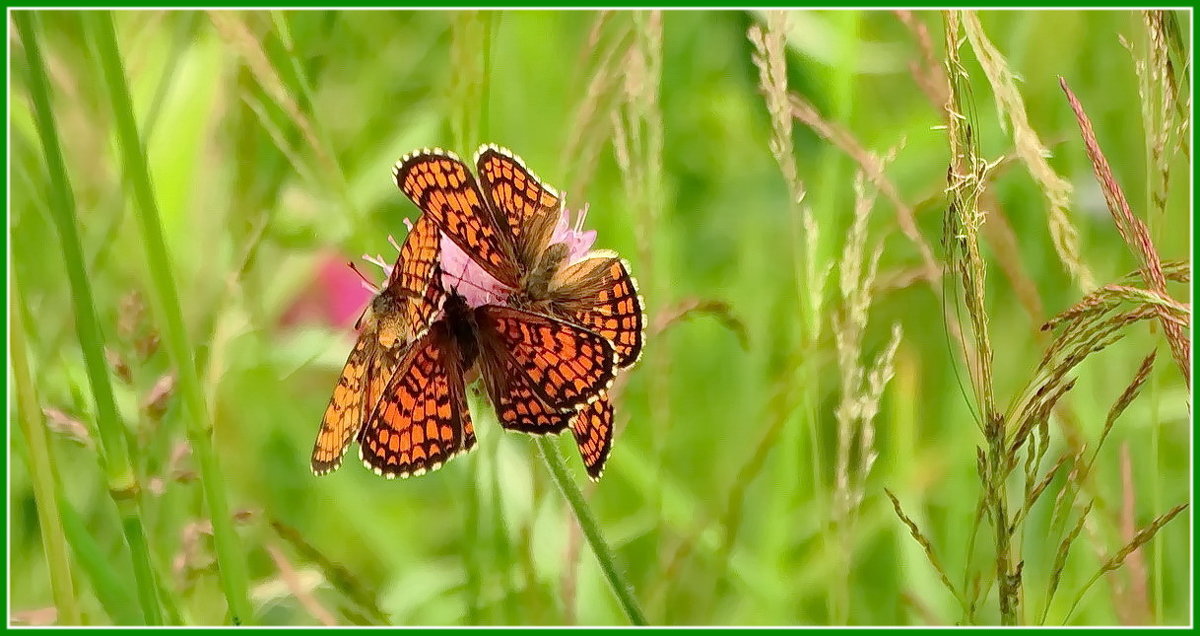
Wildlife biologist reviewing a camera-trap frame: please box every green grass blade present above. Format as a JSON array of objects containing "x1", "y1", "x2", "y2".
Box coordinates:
[
  {"x1": 10, "y1": 278, "x2": 80, "y2": 625},
  {"x1": 535, "y1": 437, "x2": 648, "y2": 625},
  {"x1": 56, "y1": 497, "x2": 142, "y2": 625},
  {"x1": 83, "y1": 10, "x2": 253, "y2": 625},
  {"x1": 14, "y1": 10, "x2": 163, "y2": 625}
]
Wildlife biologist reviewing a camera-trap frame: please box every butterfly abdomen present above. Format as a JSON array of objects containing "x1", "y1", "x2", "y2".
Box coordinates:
[{"x1": 441, "y1": 291, "x2": 481, "y2": 367}]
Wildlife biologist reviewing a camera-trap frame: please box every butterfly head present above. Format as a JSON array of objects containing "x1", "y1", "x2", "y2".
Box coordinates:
[{"x1": 370, "y1": 290, "x2": 411, "y2": 349}]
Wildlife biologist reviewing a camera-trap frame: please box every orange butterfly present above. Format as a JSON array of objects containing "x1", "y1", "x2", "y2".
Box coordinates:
[
  {"x1": 357, "y1": 261, "x2": 618, "y2": 478},
  {"x1": 311, "y1": 215, "x2": 442, "y2": 475},
  {"x1": 394, "y1": 146, "x2": 644, "y2": 479}
]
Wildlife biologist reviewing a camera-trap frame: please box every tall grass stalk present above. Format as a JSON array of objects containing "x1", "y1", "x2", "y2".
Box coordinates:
[
  {"x1": 448, "y1": 15, "x2": 500, "y2": 623},
  {"x1": 535, "y1": 437, "x2": 648, "y2": 625},
  {"x1": 10, "y1": 278, "x2": 80, "y2": 625},
  {"x1": 1059, "y1": 77, "x2": 1189, "y2": 386},
  {"x1": 832, "y1": 174, "x2": 903, "y2": 623},
  {"x1": 1130, "y1": 11, "x2": 1185, "y2": 620},
  {"x1": 15, "y1": 11, "x2": 163, "y2": 625},
  {"x1": 84, "y1": 11, "x2": 253, "y2": 624},
  {"x1": 611, "y1": 13, "x2": 669, "y2": 604},
  {"x1": 747, "y1": 18, "x2": 831, "y2": 613},
  {"x1": 943, "y1": 12, "x2": 1014, "y2": 624},
  {"x1": 961, "y1": 11, "x2": 1093, "y2": 292},
  {"x1": 890, "y1": 13, "x2": 1189, "y2": 626}
]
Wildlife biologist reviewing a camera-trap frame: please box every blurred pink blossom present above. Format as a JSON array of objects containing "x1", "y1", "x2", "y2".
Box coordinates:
[{"x1": 280, "y1": 253, "x2": 374, "y2": 330}]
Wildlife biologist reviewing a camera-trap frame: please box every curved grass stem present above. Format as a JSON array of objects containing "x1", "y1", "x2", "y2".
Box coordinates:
[
  {"x1": 10, "y1": 279, "x2": 80, "y2": 625},
  {"x1": 84, "y1": 10, "x2": 253, "y2": 625},
  {"x1": 534, "y1": 437, "x2": 648, "y2": 626}
]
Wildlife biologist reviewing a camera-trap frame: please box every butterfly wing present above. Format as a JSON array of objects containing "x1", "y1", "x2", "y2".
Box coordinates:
[
  {"x1": 490, "y1": 357, "x2": 575, "y2": 434},
  {"x1": 476, "y1": 305, "x2": 617, "y2": 413},
  {"x1": 312, "y1": 334, "x2": 390, "y2": 475},
  {"x1": 358, "y1": 325, "x2": 477, "y2": 478},
  {"x1": 571, "y1": 397, "x2": 614, "y2": 481},
  {"x1": 393, "y1": 148, "x2": 520, "y2": 288},
  {"x1": 551, "y1": 252, "x2": 645, "y2": 368},
  {"x1": 388, "y1": 214, "x2": 443, "y2": 333},
  {"x1": 474, "y1": 144, "x2": 562, "y2": 266}
]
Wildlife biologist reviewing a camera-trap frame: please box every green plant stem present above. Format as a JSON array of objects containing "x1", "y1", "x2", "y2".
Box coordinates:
[
  {"x1": 535, "y1": 437, "x2": 648, "y2": 626},
  {"x1": 15, "y1": 11, "x2": 162, "y2": 625},
  {"x1": 820, "y1": 11, "x2": 861, "y2": 625},
  {"x1": 84, "y1": 11, "x2": 253, "y2": 625},
  {"x1": 56, "y1": 496, "x2": 142, "y2": 624},
  {"x1": 1137, "y1": 17, "x2": 1167, "y2": 622},
  {"x1": 10, "y1": 279, "x2": 80, "y2": 625}
]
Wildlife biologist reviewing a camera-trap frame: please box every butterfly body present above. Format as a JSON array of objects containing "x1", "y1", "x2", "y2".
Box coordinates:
[
  {"x1": 311, "y1": 216, "x2": 443, "y2": 476},
  {"x1": 517, "y1": 242, "x2": 571, "y2": 301},
  {"x1": 310, "y1": 293, "x2": 413, "y2": 476}
]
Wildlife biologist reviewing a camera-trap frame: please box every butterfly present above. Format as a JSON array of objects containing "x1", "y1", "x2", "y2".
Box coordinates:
[
  {"x1": 311, "y1": 215, "x2": 442, "y2": 475},
  {"x1": 357, "y1": 261, "x2": 619, "y2": 478},
  {"x1": 394, "y1": 146, "x2": 644, "y2": 479}
]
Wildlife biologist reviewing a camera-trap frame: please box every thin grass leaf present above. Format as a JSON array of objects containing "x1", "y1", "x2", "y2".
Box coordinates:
[
  {"x1": 55, "y1": 496, "x2": 142, "y2": 625},
  {"x1": 885, "y1": 489, "x2": 967, "y2": 613},
  {"x1": 10, "y1": 279, "x2": 80, "y2": 625},
  {"x1": 269, "y1": 519, "x2": 389, "y2": 625},
  {"x1": 85, "y1": 11, "x2": 252, "y2": 624},
  {"x1": 1062, "y1": 504, "x2": 1187, "y2": 624},
  {"x1": 650, "y1": 298, "x2": 749, "y2": 350},
  {"x1": 1040, "y1": 500, "x2": 1093, "y2": 624},
  {"x1": 15, "y1": 11, "x2": 163, "y2": 625}
]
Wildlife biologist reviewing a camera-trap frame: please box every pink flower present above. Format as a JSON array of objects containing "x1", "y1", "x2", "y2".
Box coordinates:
[
  {"x1": 441, "y1": 203, "x2": 598, "y2": 308},
  {"x1": 550, "y1": 203, "x2": 597, "y2": 264},
  {"x1": 439, "y1": 233, "x2": 508, "y2": 307}
]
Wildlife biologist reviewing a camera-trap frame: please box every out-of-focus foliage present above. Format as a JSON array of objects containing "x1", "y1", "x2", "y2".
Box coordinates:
[{"x1": 8, "y1": 9, "x2": 1191, "y2": 626}]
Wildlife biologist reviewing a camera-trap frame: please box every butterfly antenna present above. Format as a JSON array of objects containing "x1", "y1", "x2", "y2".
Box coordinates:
[{"x1": 347, "y1": 261, "x2": 379, "y2": 293}]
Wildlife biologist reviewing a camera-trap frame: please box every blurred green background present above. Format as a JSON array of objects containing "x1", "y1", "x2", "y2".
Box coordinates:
[{"x1": 8, "y1": 9, "x2": 1192, "y2": 626}]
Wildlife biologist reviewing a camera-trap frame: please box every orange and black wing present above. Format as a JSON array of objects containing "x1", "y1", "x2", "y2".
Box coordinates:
[
  {"x1": 393, "y1": 148, "x2": 520, "y2": 288},
  {"x1": 387, "y1": 214, "x2": 443, "y2": 334},
  {"x1": 490, "y1": 357, "x2": 574, "y2": 434},
  {"x1": 474, "y1": 144, "x2": 562, "y2": 261},
  {"x1": 312, "y1": 334, "x2": 392, "y2": 475},
  {"x1": 552, "y1": 252, "x2": 644, "y2": 368},
  {"x1": 358, "y1": 327, "x2": 476, "y2": 478},
  {"x1": 571, "y1": 397, "x2": 614, "y2": 480},
  {"x1": 477, "y1": 305, "x2": 617, "y2": 413}
]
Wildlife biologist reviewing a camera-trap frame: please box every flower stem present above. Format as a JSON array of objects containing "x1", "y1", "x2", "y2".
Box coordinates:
[
  {"x1": 10, "y1": 278, "x2": 80, "y2": 625},
  {"x1": 534, "y1": 437, "x2": 648, "y2": 625},
  {"x1": 15, "y1": 11, "x2": 162, "y2": 625},
  {"x1": 84, "y1": 11, "x2": 253, "y2": 625}
]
